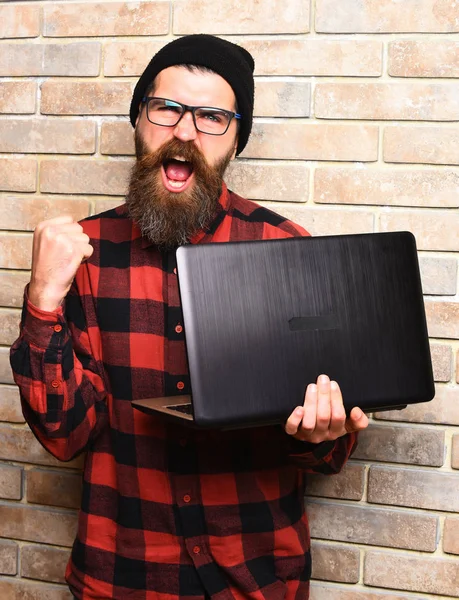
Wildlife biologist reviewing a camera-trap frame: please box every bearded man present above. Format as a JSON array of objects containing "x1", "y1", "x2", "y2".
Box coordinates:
[{"x1": 10, "y1": 35, "x2": 368, "y2": 600}]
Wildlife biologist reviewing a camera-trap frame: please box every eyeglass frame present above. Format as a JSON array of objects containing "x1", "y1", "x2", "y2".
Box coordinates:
[{"x1": 141, "y1": 96, "x2": 242, "y2": 136}]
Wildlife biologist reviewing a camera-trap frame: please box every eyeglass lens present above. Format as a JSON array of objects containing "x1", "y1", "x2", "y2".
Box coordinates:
[{"x1": 147, "y1": 99, "x2": 232, "y2": 135}]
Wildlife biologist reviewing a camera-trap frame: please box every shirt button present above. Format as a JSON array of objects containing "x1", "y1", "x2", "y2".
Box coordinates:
[
  {"x1": 51, "y1": 380, "x2": 60, "y2": 388},
  {"x1": 53, "y1": 324, "x2": 62, "y2": 332},
  {"x1": 177, "y1": 381, "x2": 185, "y2": 391},
  {"x1": 175, "y1": 324, "x2": 183, "y2": 334},
  {"x1": 193, "y1": 546, "x2": 201, "y2": 554},
  {"x1": 183, "y1": 494, "x2": 191, "y2": 503}
]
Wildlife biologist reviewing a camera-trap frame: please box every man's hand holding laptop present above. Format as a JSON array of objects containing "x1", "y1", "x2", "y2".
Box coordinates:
[{"x1": 285, "y1": 374, "x2": 369, "y2": 442}]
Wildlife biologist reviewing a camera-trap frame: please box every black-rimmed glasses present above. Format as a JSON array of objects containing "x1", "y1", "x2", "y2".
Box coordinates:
[{"x1": 141, "y1": 97, "x2": 241, "y2": 136}]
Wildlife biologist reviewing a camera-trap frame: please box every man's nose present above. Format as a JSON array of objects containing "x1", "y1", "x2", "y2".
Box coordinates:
[{"x1": 173, "y1": 111, "x2": 198, "y2": 142}]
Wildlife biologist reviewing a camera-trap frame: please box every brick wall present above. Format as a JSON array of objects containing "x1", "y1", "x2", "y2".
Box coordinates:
[{"x1": 0, "y1": 0, "x2": 458, "y2": 598}]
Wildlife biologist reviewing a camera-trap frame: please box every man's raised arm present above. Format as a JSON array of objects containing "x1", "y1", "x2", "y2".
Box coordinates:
[{"x1": 10, "y1": 217, "x2": 108, "y2": 461}]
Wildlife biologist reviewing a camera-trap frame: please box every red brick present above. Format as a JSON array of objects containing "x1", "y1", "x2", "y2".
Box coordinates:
[
  {"x1": 419, "y1": 258, "x2": 457, "y2": 296},
  {"x1": 368, "y1": 465, "x2": 459, "y2": 512},
  {"x1": 0, "y1": 5, "x2": 40, "y2": 39},
  {"x1": 0, "y1": 270, "x2": 30, "y2": 308},
  {"x1": 0, "y1": 385, "x2": 25, "y2": 423},
  {"x1": 0, "y1": 540, "x2": 17, "y2": 575},
  {"x1": 41, "y1": 81, "x2": 132, "y2": 115},
  {"x1": 425, "y1": 300, "x2": 459, "y2": 339},
  {"x1": 0, "y1": 43, "x2": 42, "y2": 75},
  {"x1": 254, "y1": 80, "x2": 310, "y2": 117},
  {"x1": 316, "y1": 0, "x2": 459, "y2": 33},
  {"x1": 443, "y1": 518, "x2": 459, "y2": 554},
  {"x1": 225, "y1": 161, "x2": 309, "y2": 202},
  {"x1": 314, "y1": 168, "x2": 459, "y2": 207},
  {"x1": 380, "y1": 210, "x2": 459, "y2": 252},
  {"x1": 0, "y1": 196, "x2": 90, "y2": 231},
  {"x1": 242, "y1": 123, "x2": 378, "y2": 161},
  {"x1": 453, "y1": 434, "x2": 459, "y2": 469},
  {"x1": 352, "y1": 424, "x2": 445, "y2": 467},
  {"x1": 260, "y1": 203, "x2": 374, "y2": 236},
  {"x1": 0, "y1": 120, "x2": 96, "y2": 154},
  {"x1": 21, "y1": 544, "x2": 70, "y2": 583},
  {"x1": 0, "y1": 424, "x2": 83, "y2": 469},
  {"x1": 40, "y1": 159, "x2": 132, "y2": 196},
  {"x1": 104, "y1": 41, "x2": 165, "y2": 76},
  {"x1": 0, "y1": 232, "x2": 33, "y2": 269},
  {"x1": 94, "y1": 199, "x2": 124, "y2": 214},
  {"x1": 0, "y1": 81, "x2": 36, "y2": 114},
  {"x1": 384, "y1": 125, "x2": 459, "y2": 165},
  {"x1": 0, "y1": 579, "x2": 72, "y2": 599},
  {"x1": 26, "y1": 469, "x2": 82, "y2": 510},
  {"x1": 389, "y1": 40, "x2": 459, "y2": 78},
  {"x1": 315, "y1": 83, "x2": 459, "y2": 121},
  {"x1": 307, "y1": 500, "x2": 438, "y2": 552},
  {"x1": 431, "y1": 343, "x2": 453, "y2": 382},
  {"x1": 305, "y1": 463, "x2": 364, "y2": 500},
  {"x1": 101, "y1": 121, "x2": 134, "y2": 155},
  {"x1": 0, "y1": 347, "x2": 15, "y2": 384},
  {"x1": 311, "y1": 542, "x2": 359, "y2": 583},
  {"x1": 242, "y1": 39, "x2": 382, "y2": 76},
  {"x1": 174, "y1": 0, "x2": 310, "y2": 34},
  {"x1": 0, "y1": 504, "x2": 77, "y2": 546},
  {"x1": 364, "y1": 551, "x2": 459, "y2": 596},
  {"x1": 0, "y1": 42, "x2": 100, "y2": 77},
  {"x1": 0, "y1": 308, "x2": 21, "y2": 345},
  {"x1": 0, "y1": 158, "x2": 37, "y2": 192},
  {"x1": 375, "y1": 384, "x2": 459, "y2": 426},
  {"x1": 44, "y1": 2, "x2": 169, "y2": 37},
  {"x1": 310, "y1": 583, "x2": 424, "y2": 600},
  {"x1": 0, "y1": 464, "x2": 22, "y2": 500}
]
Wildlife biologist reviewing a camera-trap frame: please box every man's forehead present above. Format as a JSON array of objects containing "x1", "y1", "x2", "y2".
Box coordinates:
[{"x1": 152, "y1": 66, "x2": 237, "y2": 105}]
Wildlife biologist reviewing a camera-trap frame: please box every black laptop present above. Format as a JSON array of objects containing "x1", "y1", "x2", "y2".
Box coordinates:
[{"x1": 132, "y1": 232, "x2": 435, "y2": 429}]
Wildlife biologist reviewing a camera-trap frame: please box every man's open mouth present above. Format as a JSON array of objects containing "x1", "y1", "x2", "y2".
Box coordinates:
[{"x1": 161, "y1": 158, "x2": 195, "y2": 193}]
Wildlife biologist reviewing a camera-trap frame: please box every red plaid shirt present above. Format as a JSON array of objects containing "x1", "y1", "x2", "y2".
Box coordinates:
[{"x1": 11, "y1": 184, "x2": 357, "y2": 600}]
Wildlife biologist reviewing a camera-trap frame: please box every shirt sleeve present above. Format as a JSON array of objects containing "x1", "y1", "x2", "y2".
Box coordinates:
[
  {"x1": 286, "y1": 431, "x2": 358, "y2": 474},
  {"x1": 9, "y1": 281, "x2": 108, "y2": 462}
]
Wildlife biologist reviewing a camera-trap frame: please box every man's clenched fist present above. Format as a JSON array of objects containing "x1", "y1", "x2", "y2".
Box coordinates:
[{"x1": 28, "y1": 216, "x2": 93, "y2": 312}]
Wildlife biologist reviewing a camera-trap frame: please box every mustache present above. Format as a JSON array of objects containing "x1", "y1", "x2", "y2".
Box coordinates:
[{"x1": 135, "y1": 136, "x2": 212, "y2": 181}]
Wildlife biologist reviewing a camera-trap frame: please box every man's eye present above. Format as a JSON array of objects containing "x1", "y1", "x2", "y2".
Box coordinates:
[
  {"x1": 200, "y1": 111, "x2": 224, "y2": 123},
  {"x1": 158, "y1": 105, "x2": 181, "y2": 113}
]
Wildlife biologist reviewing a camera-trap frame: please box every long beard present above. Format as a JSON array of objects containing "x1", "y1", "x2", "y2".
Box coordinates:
[{"x1": 126, "y1": 133, "x2": 233, "y2": 249}]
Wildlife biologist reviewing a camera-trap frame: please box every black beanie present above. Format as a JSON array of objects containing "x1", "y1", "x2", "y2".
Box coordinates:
[{"x1": 129, "y1": 34, "x2": 255, "y2": 156}]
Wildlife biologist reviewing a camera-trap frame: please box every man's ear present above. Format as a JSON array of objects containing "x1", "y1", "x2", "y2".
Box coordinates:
[
  {"x1": 230, "y1": 138, "x2": 238, "y2": 160},
  {"x1": 135, "y1": 103, "x2": 144, "y2": 127}
]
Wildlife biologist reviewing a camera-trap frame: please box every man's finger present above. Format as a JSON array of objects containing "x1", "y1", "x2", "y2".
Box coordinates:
[
  {"x1": 44, "y1": 224, "x2": 83, "y2": 240},
  {"x1": 301, "y1": 383, "x2": 318, "y2": 432},
  {"x1": 315, "y1": 374, "x2": 331, "y2": 432},
  {"x1": 81, "y1": 243, "x2": 94, "y2": 260},
  {"x1": 329, "y1": 380, "x2": 346, "y2": 437},
  {"x1": 36, "y1": 215, "x2": 74, "y2": 228},
  {"x1": 345, "y1": 407, "x2": 369, "y2": 433},
  {"x1": 285, "y1": 406, "x2": 304, "y2": 436}
]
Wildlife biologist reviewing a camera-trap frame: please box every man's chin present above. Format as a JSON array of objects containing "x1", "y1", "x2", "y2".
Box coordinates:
[{"x1": 155, "y1": 184, "x2": 197, "y2": 208}]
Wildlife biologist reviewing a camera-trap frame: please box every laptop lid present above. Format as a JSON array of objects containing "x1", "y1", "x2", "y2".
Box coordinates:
[{"x1": 175, "y1": 231, "x2": 434, "y2": 429}]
